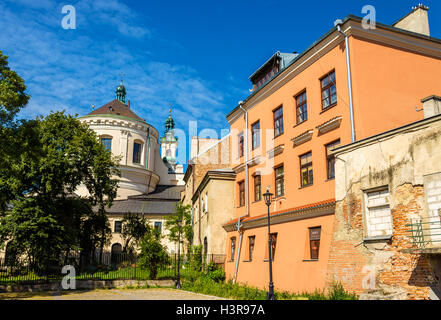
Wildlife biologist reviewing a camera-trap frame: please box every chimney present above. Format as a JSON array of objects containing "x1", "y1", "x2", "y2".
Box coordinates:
[
  {"x1": 393, "y1": 4, "x2": 430, "y2": 36},
  {"x1": 422, "y1": 95, "x2": 441, "y2": 118}
]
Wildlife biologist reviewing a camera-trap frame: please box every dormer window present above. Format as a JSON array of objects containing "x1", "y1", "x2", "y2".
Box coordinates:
[{"x1": 254, "y1": 66, "x2": 279, "y2": 90}]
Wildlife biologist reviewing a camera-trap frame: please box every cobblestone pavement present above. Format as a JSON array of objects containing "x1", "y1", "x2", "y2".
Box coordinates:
[{"x1": 0, "y1": 288, "x2": 226, "y2": 300}]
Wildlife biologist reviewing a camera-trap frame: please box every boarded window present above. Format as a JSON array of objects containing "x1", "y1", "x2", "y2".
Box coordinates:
[{"x1": 365, "y1": 189, "x2": 393, "y2": 238}]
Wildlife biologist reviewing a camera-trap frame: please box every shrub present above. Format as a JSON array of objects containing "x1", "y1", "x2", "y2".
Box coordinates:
[
  {"x1": 138, "y1": 233, "x2": 170, "y2": 279},
  {"x1": 189, "y1": 245, "x2": 203, "y2": 272},
  {"x1": 204, "y1": 262, "x2": 225, "y2": 282}
]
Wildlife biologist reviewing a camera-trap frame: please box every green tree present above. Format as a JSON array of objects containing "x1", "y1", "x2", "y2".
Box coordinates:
[
  {"x1": 121, "y1": 212, "x2": 150, "y2": 253},
  {"x1": 0, "y1": 51, "x2": 29, "y2": 125},
  {"x1": 0, "y1": 111, "x2": 120, "y2": 271},
  {"x1": 138, "y1": 230, "x2": 170, "y2": 279},
  {"x1": 165, "y1": 201, "x2": 193, "y2": 251}
]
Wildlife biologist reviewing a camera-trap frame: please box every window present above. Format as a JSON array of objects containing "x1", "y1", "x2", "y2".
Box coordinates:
[
  {"x1": 238, "y1": 181, "x2": 245, "y2": 207},
  {"x1": 238, "y1": 132, "x2": 244, "y2": 158},
  {"x1": 101, "y1": 137, "x2": 112, "y2": 152},
  {"x1": 270, "y1": 233, "x2": 277, "y2": 261},
  {"x1": 114, "y1": 221, "x2": 122, "y2": 233},
  {"x1": 275, "y1": 166, "x2": 284, "y2": 197},
  {"x1": 365, "y1": 189, "x2": 393, "y2": 238},
  {"x1": 133, "y1": 142, "x2": 142, "y2": 164},
  {"x1": 273, "y1": 106, "x2": 284, "y2": 138},
  {"x1": 230, "y1": 237, "x2": 236, "y2": 261},
  {"x1": 309, "y1": 227, "x2": 321, "y2": 260},
  {"x1": 254, "y1": 175, "x2": 261, "y2": 202},
  {"x1": 251, "y1": 121, "x2": 260, "y2": 150},
  {"x1": 248, "y1": 236, "x2": 255, "y2": 261},
  {"x1": 154, "y1": 221, "x2": 162, "y2": 234},
  {"x1": 295, "y1": 91, "x2": 308, "y2": 124},
  {"x1": 300, "y1": 152, "x2": 313, "y2": 187},
  {"x1": 321, "y1": 71, "x2": 337, "y2": 110},
  {"x1": 326, "y1": 140, "x2": 340, "y2": 180}
]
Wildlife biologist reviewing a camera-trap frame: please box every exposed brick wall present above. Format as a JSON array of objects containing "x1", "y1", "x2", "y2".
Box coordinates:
[{"x1": 326, "y1": 184, "x2": 438, "y2": 299}]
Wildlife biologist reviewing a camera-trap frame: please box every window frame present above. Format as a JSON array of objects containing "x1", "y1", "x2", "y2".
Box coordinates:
[
  {"x1": 325, "y1": 139, "x2": 341, "y2": 180},
  {"x1": 270, "y1": 233, "x2": 277, "y2": 261},
  {"x1": 363, "y1": 188, "x2": 393, "y2": 239},
  {"x1": 238, "y1": 132, "x2": 244, "y2": 158},
  {"x1": 320, "y1": 70, "x2": 337, "y2": 110},
  {"x1": 230, "y1": 237, "x2": 236, "y2": 261},
  {"x1": 254, "y1": 174, "x2": 261, "y2": 202},
  {"x1": 133, "y1": 141, "x2": 142, "y2": 164},
  {"x1": 238, "y1": 180, "x2": 245, "y2": 207},
  {"x1": 274, "y1": 165, "x2": 284, "y2": 197},
  {"x1": 300, "y1": 152, "x2": 313, "y2": 187},
  {"x1": 295, "y1": 90, "x2": 308, "y2": 124},
  {"x1": 101, "y1": 137, "x2": 112, "y2": 152},
  {"x1": 251, "y1": 120, "x2": 260, "y2": 150},
  {"x1": 273, "y1": 105, "x2": 284, "y2": 138},
  {"x1": 154, "y1": 221, "x2": 162, "y2": 234},
  {"x1": 248, "y1": 236, "x2": 255, "y2": 261},
  {"x1": 114, "y1": 221, "x2": 122, "y2": 234},
  {"x1": 309, "y1": 227, "x2": 321, "y2": 260}
]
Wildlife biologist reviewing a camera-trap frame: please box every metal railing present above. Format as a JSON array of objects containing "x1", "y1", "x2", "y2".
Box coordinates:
[
  {"x1": 0, "y1": 252, "x2": 226, "y2": 285},
  {"x1": 405, "y1": 216, "x2": 441, "y2": 250}
]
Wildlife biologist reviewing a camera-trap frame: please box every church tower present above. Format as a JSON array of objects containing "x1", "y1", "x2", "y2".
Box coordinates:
[{"x1": 160, "y1": 109, "x2": 178, "y2": 172}]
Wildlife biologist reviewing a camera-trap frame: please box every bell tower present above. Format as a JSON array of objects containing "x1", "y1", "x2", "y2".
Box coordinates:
[{"x1": 160, "y1": 108, "x2": 178, "y2": 171}]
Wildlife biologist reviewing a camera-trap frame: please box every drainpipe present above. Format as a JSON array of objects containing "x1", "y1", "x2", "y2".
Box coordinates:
[
  {"x1": 233, "y1": 215, "x2": 247, "y2": 283},
  {"x1": 335, "y1": 19, "x2": 356, "y2": 143},
  {"x1": 238, "y1": 101, "x2": 249, "y2": 216}
]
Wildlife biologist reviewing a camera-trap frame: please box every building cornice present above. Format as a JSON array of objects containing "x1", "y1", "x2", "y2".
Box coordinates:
[
  {"x1": 223, "y1": 199, "x2": 335, "y2": 232},
  {"x1": 226, "y1": 16, "x2": 441, "y2": 125}
]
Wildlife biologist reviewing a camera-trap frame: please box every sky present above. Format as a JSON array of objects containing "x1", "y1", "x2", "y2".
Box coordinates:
[{"x1": 1, "y1": 0, "x2": 441, "y2": 162}]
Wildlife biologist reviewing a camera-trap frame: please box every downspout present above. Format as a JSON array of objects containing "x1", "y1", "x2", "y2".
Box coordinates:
[
  {"x1": 234, "y1": 101, "x2": 249, "y2": 283},
  {"x1": 335, "y1": 19, "x2": 356, "y2": 142},
  {"x1": 233, "y1": 215, "x2": 246, "y2": 283},
  {"x1": 238, "y1": 101, "x2": 249, "y2": 216}
]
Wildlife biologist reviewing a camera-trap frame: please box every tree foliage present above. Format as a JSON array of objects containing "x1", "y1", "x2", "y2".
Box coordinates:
[
  {"x1": 121, "y1": 212, "x2": 150, "y2": 253},
  {"x1": 138, "y1": 230, "x2": 170, "y2": 279},
  {"x1": 164, "y1": 201, "x2": 193, "y2": 249},
  {"x1": 0, "y1": 55, "x2": 120, "y2": 271}
]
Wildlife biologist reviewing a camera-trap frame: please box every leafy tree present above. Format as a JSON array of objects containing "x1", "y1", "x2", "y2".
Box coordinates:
[
  {"x1": 0, "y1": 51, "x2": 29, "y2": 125},
  {"x1": 138, "y1": 230, "x2": 170, "y2": 279},
  {"x1": 121, "y1": 212, "x2": 150, "y2": 253},
  {"x1": 165, "y1": 201, "x2": 193, "y2": 251},
  {"x1": 0, "y1": 111, "x2": 120, "y2": 271}
]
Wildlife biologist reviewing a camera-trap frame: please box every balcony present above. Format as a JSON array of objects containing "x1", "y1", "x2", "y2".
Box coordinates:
[{"x1": 404, "y1": 216, "x2": 441, "y2": 253}]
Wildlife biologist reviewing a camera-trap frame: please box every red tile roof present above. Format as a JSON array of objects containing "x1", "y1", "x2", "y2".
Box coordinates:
[{"x1": 88, "y1": 99, "x2": 145, "y2": 122}]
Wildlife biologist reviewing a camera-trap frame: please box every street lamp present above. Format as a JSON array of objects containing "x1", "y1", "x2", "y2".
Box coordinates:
[
  {"x1": 175, "y1": 219, "x2": 182, "y2": 289},
  {"x1": 263, "y1": 186, "x2": 275, "y2": 300}
]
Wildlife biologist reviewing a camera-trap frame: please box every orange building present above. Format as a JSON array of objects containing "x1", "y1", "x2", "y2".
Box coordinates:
[{"x1": 222, "y1": 6, "x2": 441, "y2": 294}]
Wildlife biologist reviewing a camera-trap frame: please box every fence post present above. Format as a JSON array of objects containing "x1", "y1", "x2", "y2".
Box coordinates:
[{"x1": 134, "y1": 256, "x2": 137, "y2": 280}]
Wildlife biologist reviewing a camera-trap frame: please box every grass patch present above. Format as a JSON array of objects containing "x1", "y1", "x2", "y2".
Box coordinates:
[{"x1": 181, "y1": 277, "x2": 357, "y2": 300}]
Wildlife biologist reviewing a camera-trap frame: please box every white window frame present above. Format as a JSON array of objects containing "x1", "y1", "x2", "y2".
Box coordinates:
[{"x1": 363, "y1": 187, "x2": 393, "y2": 239}]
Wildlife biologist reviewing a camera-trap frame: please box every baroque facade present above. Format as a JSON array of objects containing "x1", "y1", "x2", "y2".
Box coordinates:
[{"x1": 76, "y1": 82, "x2": 184, "y2": 254}]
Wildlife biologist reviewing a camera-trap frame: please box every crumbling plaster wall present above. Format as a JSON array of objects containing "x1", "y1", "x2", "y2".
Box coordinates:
[{"x1": 327, "y1": 121, "x2": 441, "y2": 299}]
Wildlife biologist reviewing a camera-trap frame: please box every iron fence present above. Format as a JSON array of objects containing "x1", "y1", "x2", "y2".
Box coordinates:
[{"x1": 0, "y1": 252, "x2": 226, "y2": 285}]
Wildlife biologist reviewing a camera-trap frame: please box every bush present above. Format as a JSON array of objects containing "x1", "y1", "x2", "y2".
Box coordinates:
[
  {"x1": 138, "y1": 233, "x2": 170, "y2": 279},
  {"x1": 189, "y1": 245, "x2": 203, "y2": 272},
  {"x1": 205, "y1": 262, "x2": 225, "y2": 282}
]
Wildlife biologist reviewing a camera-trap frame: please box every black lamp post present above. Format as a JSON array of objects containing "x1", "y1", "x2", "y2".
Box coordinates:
[
  {"x1": 263, "y1": 187, "x2": 275, "y2": 300},
  {"x1": 175, "y1": 219, "x2": 182, "y2": 289}
]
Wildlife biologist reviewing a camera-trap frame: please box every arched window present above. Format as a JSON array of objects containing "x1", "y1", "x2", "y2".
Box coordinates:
[
  {"x1": 133, "y1": 141, "x2": 142, "y2": 164},
  {"x1": 100, "y1": 136, "x2": 112, "y2": 152},
  {"x1": 111, "y1": 243, "x2": 122, "y2": 264}
]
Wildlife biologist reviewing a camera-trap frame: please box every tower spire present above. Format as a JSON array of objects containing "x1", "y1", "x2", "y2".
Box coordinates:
[
  {"x1": 165, "y1": 106, "x2": 175, "y2": 133},
  {"x1": 115, "y1": 77, "x2": 126, "y2": 103}
]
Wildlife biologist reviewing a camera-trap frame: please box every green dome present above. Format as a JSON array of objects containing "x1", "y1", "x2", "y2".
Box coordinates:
[
  {"x1": 115, "y1": 80, "x2": 126, "y2": 103},
  {"x1": 165, "y1": 108, "x2": 175, "y2": 133}
]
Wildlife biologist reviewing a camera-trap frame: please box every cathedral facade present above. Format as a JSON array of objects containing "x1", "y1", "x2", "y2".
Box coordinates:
[{"x1": 76, "y1": 82, "x2": 185, "y2": 255}]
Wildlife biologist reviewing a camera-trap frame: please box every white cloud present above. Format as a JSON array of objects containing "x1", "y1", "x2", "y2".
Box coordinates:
[{"x1": 0, "y1": 0, "x2": 229, "y2": 136}]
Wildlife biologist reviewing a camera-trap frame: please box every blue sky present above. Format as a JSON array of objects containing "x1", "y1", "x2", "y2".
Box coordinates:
[{"x1": 1, "y1": 0, "x2": 440, "y2": 160}]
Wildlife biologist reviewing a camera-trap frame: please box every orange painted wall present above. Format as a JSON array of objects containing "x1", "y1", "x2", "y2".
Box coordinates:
[
  {"x1": 225, "y1": 29, "x2": 441, "y2": 293},
  {"x1": 224, "y1": 214, "x2": 334, "y2": 293}
]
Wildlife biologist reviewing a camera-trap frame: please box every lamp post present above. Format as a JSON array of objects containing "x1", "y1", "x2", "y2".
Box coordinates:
[
  {"x1": 263, "y1": 187, "x2": 275, "y2": 300},
  {"x1": 175, "y1": 219, "x2": 182, "y2": 289}
]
